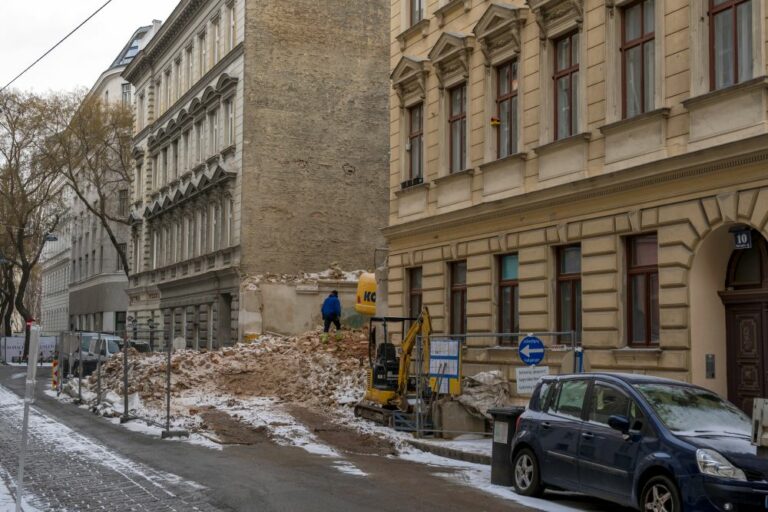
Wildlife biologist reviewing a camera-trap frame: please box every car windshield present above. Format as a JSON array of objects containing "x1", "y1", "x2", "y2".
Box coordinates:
[
  {"x1": 637, "y1": 383, "x2": 750, "y2": 435},
  {"x1": 107, "y1": 340, "x2": 120, "y2": 354}
]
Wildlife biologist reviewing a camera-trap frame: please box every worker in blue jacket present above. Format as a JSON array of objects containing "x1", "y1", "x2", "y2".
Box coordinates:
[{"x1": 321, "y1": 290, "x2": 342, "y2": 342}]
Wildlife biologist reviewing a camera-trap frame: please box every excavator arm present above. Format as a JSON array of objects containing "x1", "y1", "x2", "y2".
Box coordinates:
[{"x1": 393, "y1": 306, "x2": 431, "y2": 408}]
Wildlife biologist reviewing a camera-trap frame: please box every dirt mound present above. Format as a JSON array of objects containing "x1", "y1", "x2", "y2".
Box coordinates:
[
  {"x1": 198, "y1": 407, "x2": 268, "y2": 445},
  {"x1": 90, "y1": 330, "x2": 369, "y2": 410}
]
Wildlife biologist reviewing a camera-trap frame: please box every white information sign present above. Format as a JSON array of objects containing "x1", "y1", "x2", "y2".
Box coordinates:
[{"x1": 516, "y1": 365, "x2": 550, "y2": 395}]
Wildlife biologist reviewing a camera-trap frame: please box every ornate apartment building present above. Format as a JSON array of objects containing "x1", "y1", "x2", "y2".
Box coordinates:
[
  {"x1": 386, "y1": 0, "x2": 768, "y2": 412},
  {"x1": 123, "y1": 0, "x2": 389, "y2": 348}
]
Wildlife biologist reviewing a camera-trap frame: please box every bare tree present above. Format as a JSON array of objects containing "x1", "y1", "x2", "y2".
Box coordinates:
[
  {"x1": 0, "y1": 90, "x2": 68, "y2": 356},
  {"x1": 46, "y1": 94, "x2": 134, "y2": 278}
]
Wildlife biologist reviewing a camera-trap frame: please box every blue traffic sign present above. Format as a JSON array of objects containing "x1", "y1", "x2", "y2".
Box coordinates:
[{"x1": 519, "y1": 336, "x2": 545, "y2": 366}]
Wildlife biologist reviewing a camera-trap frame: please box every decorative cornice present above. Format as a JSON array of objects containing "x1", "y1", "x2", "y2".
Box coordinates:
[
  {"x1": 473, "y1": 3, "x2": 528, "y2": 65},
  {"x1": 391, "y1": 56, "x2": 431, "y2": 105},
  {"x1": 123, "y1": 0, "x2": 208, "y2": 83},
  {"x1": 526, "y1": 0, "x2": 584, "y2": 40},
  {"x1": 384, "y1": 134, "x2": 768, "y2": 239},
  {"x1": 428, "y1": 32, "x2": 475, "y2": 89},
  {"x1": 435, "y1": 0, "x2": 472, "y2": 27},
  {"x1": 395, "y1": 19, "x2": 430, "y2": 52}
]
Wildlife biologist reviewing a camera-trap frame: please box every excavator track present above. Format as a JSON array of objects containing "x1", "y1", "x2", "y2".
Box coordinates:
[{"x1": 354, "y1": 401, "x2": 394, "y2": 427}]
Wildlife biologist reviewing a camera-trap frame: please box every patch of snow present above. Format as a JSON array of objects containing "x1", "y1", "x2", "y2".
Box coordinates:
[
  {"x1": 415, "y1": 437, "x2": 492, "y2": 457},
  {"x1": 0, "y1": 466, "x2": 43, "y2": 512},
  {"x1": 0, "y1": 384, "x2": 206, "y2": 496},
  {"x1": 332, "y1": 461, "x2": 368, "y2": 477},
  {"x1": 399, "y1": 448, "x2": 588, "y2": 512}
]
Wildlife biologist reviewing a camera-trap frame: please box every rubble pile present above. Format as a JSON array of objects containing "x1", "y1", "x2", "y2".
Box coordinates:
[{"x1": 87, "y1": 330, "x2": 370, "y2": 410}]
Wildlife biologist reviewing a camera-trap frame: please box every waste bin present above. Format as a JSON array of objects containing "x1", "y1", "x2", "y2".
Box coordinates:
[{"x1": 488, "y1": 406, "x2": 526, "y2": 486}]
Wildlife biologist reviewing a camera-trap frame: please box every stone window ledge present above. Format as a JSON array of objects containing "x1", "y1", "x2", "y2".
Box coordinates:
[
  {"x1": 612, "y1": 347, "x2": 662, "y2": 362},
  {"x1": 394, "y1": 180, "x2": 430, "y2": 198},
  {"x1": 599, "y1": 107, "x2": 670, "y2": 135},
  {"x1": 533, "y1": 132, "x2": 591, "y2": 156},
  {"x1": 221, "y1": 144, "x2": 236, "y2": 157},
  {"x1": 435, "y1": 0, "x2": 471, "y2": 27},
  {"x1": 396, "y1": 19, "x2": 430, "y2": 51},
  {"x1": 683, "y1": 76, "x2": 768, "y2": 110},
  {"x1": 479, "y1": 152, "x2": 527, "y2": 172},
  {"x1": 434, "y1": 167, "x2": 475, "y2": 185},
  {"x1": 206, "y1": 154, "x2": 220, "y2": 166}
]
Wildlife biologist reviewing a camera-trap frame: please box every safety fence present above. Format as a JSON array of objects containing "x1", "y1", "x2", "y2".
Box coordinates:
[{"x1": 56, "y1": 330, "x2": 188, "y2": 439}]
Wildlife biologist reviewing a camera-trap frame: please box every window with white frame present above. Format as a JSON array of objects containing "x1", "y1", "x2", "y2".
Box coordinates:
[
  {"x1": 213, "y1": 18, "x2": 221, "y2": 64},
  {"x1": 228, "y1": 2, "x2": 236, "y2": 50},
  {"x1": 209, "y1": 109, "x2": 219, "y2": 154},
  {"x1": 199, "y1": 32, "x2": 207, "y2": 76},
  {"x1": 121, "y1": 83, "x2": 131, "y2": 106},
  {"x1": 186, "y1": 46, "x2": 194, "y2": 88},
  {"x1": 224, "y1": 98, "x2": 234, "y2": 146},
  {"x1": 196, "y1": 121, "x2": 204, "y2": 162}
]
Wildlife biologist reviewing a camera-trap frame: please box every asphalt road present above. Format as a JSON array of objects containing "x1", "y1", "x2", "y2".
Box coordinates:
[{"x1": 0, "y1": 365, "x2": 631, "y2": 512}]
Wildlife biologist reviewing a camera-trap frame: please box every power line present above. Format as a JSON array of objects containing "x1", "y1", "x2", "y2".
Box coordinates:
[{"x1": 0, "y1": 0, "x2": 115, "y2": 93}]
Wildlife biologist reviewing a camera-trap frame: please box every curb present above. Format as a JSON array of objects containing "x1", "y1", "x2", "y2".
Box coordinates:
[{"x1": 405, "y1": 439, "x2": 491, "y2": 465}]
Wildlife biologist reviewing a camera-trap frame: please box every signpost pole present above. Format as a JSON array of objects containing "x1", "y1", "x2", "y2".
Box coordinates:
[{"x1": 15, "y1": 324, "x2": 40, "y2": 512}]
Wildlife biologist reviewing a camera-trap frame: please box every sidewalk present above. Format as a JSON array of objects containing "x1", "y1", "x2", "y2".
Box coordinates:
[{"x1": 406, "y1": 435, "x2": 492, "y2": 465}]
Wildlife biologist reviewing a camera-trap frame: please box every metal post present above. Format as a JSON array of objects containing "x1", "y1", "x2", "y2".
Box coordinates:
[
  {"x1": 15, "y1": 325, "x2": 41, "y2": 512},
  {"x1": 415, "y1": 335, "x2": 422, "y2": 439},
  {"x1": 77, "y1": 334, "x2": 83, "y2": 404},
  {"x1": 120, "y1": 339, "x2": 130, "y2": 423},
  {"x1": 161, "y1": 341, "x2": 188, "y2": 439},
  {"x1": 149, "y1": 324, "x2": 154, "y2": 353},
  {"x1": 96, "y1": 334, "x2": 102, "y2": 407}
]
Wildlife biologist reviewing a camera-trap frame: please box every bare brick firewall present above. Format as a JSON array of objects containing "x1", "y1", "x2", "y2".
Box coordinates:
[{"x1": 240, "y1": 0, "x2": 390, "y2": 275}]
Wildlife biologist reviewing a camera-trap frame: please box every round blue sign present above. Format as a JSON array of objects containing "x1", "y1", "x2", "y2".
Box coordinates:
[{"x1": 519, "y1": 336, "x2": 545, "y2": 366}]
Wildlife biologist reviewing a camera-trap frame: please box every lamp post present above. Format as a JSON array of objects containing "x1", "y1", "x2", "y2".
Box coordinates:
[{"x1": 147, "y1": 317, "x2": 157, "y2": 352}]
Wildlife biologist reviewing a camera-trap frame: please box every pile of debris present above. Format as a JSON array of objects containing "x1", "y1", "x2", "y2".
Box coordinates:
[{"x1": 86, "y1": 330, "x2": 370, "y2": 411}]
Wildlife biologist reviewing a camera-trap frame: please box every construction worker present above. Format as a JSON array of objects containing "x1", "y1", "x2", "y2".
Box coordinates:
[{"x1": 320, "y1": 290, "x2": 342, "y2": 343}]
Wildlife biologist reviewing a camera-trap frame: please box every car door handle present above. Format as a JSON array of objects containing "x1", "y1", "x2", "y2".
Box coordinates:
[
  {"x1": 581, "y1": 432, "x2": 594, "y2": 440},
  {"x1": 542, "y1": 421, "x2": 551, "y2": 430}
]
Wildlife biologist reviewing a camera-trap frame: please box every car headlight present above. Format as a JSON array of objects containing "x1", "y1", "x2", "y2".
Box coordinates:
[{"x1": 696, "y1": 449, "x2": 746, "y2": 481}]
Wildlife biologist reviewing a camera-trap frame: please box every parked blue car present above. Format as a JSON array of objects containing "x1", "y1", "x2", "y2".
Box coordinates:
[{"x1": 510, "y1": 373, "x2": 768, "y2": 512}]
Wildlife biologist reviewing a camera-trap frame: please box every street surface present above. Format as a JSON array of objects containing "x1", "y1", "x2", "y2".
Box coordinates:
[{"x1": 0, "y1": 365, "x2": 630, "y2": 512}]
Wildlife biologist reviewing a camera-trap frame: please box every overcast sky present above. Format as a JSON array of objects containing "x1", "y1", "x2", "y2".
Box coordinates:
[{"x1": 1, "y1": 0, "x2": 180, "y2": 93}]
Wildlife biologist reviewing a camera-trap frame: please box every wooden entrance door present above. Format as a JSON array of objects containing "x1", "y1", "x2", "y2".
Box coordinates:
[
  {"x1": 724, "y1": 301, "x2": 767, "y2": 413},
  {"x1": 722, "y1": 230, "x2": 768, "y2": 414}
]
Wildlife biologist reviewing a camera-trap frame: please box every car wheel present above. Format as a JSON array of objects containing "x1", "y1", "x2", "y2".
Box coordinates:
[
  {"x1": 512, "y1": 448, "x2": 543, "y2": 497},
  {"x1": 641, "y1": 475, "x2": 681, "y2": 512}
]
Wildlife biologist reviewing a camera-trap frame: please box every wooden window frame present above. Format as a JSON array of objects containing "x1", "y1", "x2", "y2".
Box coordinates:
[
  {"x1": 498, "y1": 254, "x2": 519, "y2": 346},
  {"x1": 408, "y1": 267, "x2": 423, "y2": 320},
  {"x1": 626, "y1": 234, "x2": 659, "y2": 346},
  {"x1": 553, "y1": 31, "x2": 580, "y2": 140},
  {"x1": 621, "y1": 0, "x2": 655, "y2": 118},
  {"x1": 556, "y1": 245, "x2": 582, "y2": 342},
  {"x1": 450, "y1": 261, "x2": 468, "y2": 335},
  {"x1": 709, "y1": 0, "x2": 752, "y2": 91},
  {"x1": 408, "y1": 103, "x2": 423, "y2": 179},
  {"x1": 449, "y1": 83, "x2": 467, "y2": 173},
  {"x1": 496, "y1": 60, "x2": 518, "y2": 158}
]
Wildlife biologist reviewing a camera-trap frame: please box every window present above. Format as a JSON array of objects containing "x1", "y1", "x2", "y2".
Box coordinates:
[
  {"x1": 121, "y1": 83, "x2": 131, "y2": 106},
  {"x1": 199, "y1": 32, "x2": 207, "y2": 75},
  {"x1": 213, "y1": 19, "x2": 221, "y2": 64},
  {"x1": 627, "y1": 234, "x2": 659, "y2": 345},
  {"x1": 85, "y1": 254, "x2": 89, "y2": 277},
  {"x1": 410, "y1": 0, "x2": 424, "y2": 26},
  {"x1": 710, "y1": 0, "x2": 753, "y2": 90},
  {"x1": 209, "y1": 109, "x2": 219, "y2": 154},
  {"x1": 554, "y1": 31, "x2": 580, "y2": 140},
  {"x1": 497, "y1": 61, "x2": 518, "y2": 157},
  {"x1": 183, "y1": 131, "x2": 191, "y2": 170},
  {"x1": 224, "y1": 99, "x2": 234, "y2": 146},
  {"x1": 162, "y1": 148, "x2": 168, "y2": 184},
  {"x1": 118, "y1": 189, "x2": 129, "y2": 217},
  {"x1": 588, "y1": 383, "x2": 631, "y2": 426},
  {"x1": 499, "y1": 254, "x2": 519, "y2": 345},
  {"x1": 622, "y1": 0, "x2": 655, "y2": 117},
  {"x1": 551, "y1": 379, "x2": 588, "y2": 420},
  {"x1": 449, "y1": 83, "x2": 467, "y2": 173},
  {"x1": 172, "y1": 140, "x2": 179, "y2": 179},
  {"x1": 165, "y1": 71, "x2": 171, "y2": 111},
  {"x1": 450, "y1": 261, "x2": 467, "y2": 335},
  {"x1": 186, "y1": 46, "x2": 194, "y2": 88},
  {"x1": 117, "y1": 243, "x2": 127, "y2": 271},
  {"x1": 137, "y1": 94, "x2": 145, "y2": 129},
  {"x1": 408, "y1": 103, "x2": 423, "y2": 179},
  {"x1": 228, "y1": 3, "x2": 236, "y2": 50},
  {"x1": 557, "y1": 245, "x2": 582, "y2": 342},
  {"x1": 408, "y1": 267, "x2": 423, "y2": 320},
  {"x1": 196, "y1": 121, "x2": 204, "y2": 162},
  {"x1": 175, "y1": 60, "x2": 182, "y2": 100}
]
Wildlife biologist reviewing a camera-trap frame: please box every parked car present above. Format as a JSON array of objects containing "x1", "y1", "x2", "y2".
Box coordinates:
[{"x1": 510, "y1": 373, "x2": 768, "y2": 512}]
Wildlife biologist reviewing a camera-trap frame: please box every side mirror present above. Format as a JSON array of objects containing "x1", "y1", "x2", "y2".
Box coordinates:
[{"x1": 608, "y1": 415, "x2": 631, "y2": 434}]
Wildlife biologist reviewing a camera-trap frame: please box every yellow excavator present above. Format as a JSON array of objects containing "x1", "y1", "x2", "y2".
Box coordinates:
[{"x1": 353, "y1": 306, "x2": 432, "y2": 426}]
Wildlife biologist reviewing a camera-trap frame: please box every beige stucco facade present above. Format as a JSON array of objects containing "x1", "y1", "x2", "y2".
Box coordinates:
[{"x1": 386, "y1": 0, "x2": 768, "y2": 405}]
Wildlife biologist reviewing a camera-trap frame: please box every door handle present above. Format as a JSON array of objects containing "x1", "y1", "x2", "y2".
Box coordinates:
[
  {"x1": 542, "y1": 421, "x2": 551, "y2": 430},
  {"x1": 581, "y1": 432, "x2": 594, "y2": 440}
]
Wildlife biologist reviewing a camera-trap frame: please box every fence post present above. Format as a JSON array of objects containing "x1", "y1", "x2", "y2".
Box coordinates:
[
  {"x1": 77, "y1": 333, "x2": 83, "y2": 404},
  {"x1": 15, "y1": 324, "x2": 40, "y2": 512},
  {"x1": 120, "y1": 338, "x2": 130, "y2": 423},
  {"x1": 95, "y1": 334, "x2": 102, "y2": 407},
  {"x1": 161, "y1": 341, "x2": 188, "y2": 439}
]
